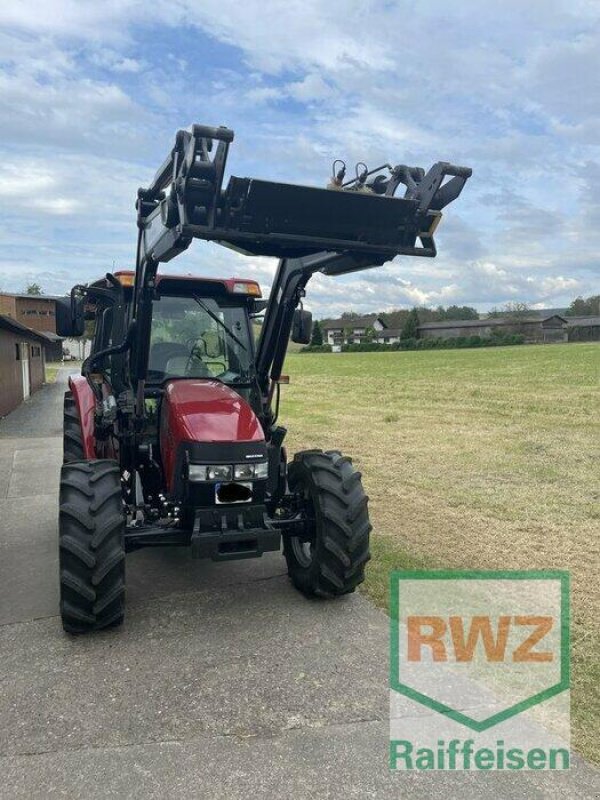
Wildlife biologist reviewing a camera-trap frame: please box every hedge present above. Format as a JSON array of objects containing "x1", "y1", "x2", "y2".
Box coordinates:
[
  {"x1": 300, "y1": 335, "x2": 525, "y2": 353},
  {"x1": 299, "y1": 344, "x2": 333, "y2": 353}
]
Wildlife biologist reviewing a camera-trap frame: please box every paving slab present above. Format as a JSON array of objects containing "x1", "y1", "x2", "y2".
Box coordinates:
[
  {"x1": 1, "y1": 725, "x2": 597, "y2": 800},
  {"x1": 0, "y1": 457, "x2": 12, "y2": 499}
]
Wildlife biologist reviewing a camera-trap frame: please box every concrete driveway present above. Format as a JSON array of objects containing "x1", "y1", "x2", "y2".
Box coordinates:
[{"x1": 0, "y1": 372, "x2": 598, "y2": 798}]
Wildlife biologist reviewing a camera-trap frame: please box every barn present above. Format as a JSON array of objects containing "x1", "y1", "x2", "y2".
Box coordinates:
[{"x1": 0, "y1": 315, "x2": 50, "y2": 417}]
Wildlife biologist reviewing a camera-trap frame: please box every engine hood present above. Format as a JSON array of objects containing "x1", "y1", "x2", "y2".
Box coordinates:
[
  {"x1": 160, "y1": 380, "x2": 265, "y2": 492},
  {"x1": 162, "y1": 379, "x2": 264, "y2": 443}
]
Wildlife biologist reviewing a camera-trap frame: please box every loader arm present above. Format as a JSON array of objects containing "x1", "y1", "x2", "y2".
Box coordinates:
[{"x1": 132, "y1": 123, "x2": 471, "y2": 419}]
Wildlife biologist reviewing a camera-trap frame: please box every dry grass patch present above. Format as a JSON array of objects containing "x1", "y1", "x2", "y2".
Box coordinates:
[{"x1": 280, "y1": 344, "x2": 600, "y2": 763}]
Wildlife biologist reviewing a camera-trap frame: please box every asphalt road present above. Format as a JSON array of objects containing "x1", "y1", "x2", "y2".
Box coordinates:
[{"x1": 0, "y1": 372, "x2": 598, "y2": 798}]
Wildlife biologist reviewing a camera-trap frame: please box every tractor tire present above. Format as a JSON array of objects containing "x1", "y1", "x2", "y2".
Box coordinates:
[
  {"x1": 283, "y1": 449, "x2": 371, "y2": 598},
  {"x1": 59, "y1": 460, "x2": 126, "y2": 634},
  {"x1": 63, "y1": 391, "x2": 84, "y2": 463}
]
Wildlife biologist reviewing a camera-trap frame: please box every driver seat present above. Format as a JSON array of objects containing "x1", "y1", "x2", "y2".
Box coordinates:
[{"x1": 149, "y1": 342, "x2": 189, "y2": 373}]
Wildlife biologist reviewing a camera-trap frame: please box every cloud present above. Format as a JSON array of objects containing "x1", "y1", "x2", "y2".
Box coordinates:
[
  {"x1": 89, "y1": 49, "x2": 147, "y2": 74},
  {"x1": 0, "y1": 0, "x2": 598, "y2": 314}
]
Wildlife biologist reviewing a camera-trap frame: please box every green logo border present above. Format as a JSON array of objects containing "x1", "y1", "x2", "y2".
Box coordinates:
[{"x1": 390, "y1": 570, "x2": 570, "y2": 732}]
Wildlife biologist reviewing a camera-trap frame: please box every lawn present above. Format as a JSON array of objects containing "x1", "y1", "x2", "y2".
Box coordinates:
[
  {"x1": 45, "y1": 361, "x2": 82, "y2": 383},
  {"x1": 280, "y1": 343, "x2": 599, "y2": 763},
  {"x1": 44, "y1": 362, "x2": 62, "y2": 383}
]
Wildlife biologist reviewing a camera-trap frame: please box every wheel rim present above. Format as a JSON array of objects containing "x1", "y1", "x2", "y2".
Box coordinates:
[
  {"x1": 291, "y1": 537, "x2": 314, "y2": 568},
  {"x1": 290, "y1": 487, "x2": 316, "y2": 568}
]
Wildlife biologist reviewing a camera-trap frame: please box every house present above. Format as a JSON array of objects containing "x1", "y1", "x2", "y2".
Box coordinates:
[
  {"x1": 321, "y1": 315, "x2": 387, "y2": 345},
  {"x1": 373, "y1": 328, "x2": 402, "y2": 344},
  {"x1": 0, "y1": 315, "x2": 51, "y2": 417},
  {"x1": 417, "y1": 315, "x2": 569, "y2": 344},
  {"x1": 0, "y1": 292, "x2": 64, "y2": 359}
]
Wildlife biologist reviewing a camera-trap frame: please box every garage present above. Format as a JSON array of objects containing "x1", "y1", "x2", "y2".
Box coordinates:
[{"x1": 0, "y1": 314, "x2": 49, "y2": 417}]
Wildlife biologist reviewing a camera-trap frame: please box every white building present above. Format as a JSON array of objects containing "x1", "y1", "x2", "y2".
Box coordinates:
[{"x1": 322, "y1": 315, "x2": 386, "y2": 345}]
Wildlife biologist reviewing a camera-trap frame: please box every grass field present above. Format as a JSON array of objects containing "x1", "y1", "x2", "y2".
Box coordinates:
[{"x1": 280, "y1": 343, "x2": 599, "y2": 763}]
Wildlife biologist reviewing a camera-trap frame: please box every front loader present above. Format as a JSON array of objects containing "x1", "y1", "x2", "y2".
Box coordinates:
[{"x1": 56, "y1": 123, "x2": 471, "y2": 633}]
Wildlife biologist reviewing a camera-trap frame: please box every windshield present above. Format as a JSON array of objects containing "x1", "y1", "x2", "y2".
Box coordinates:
[{"x1": 147, "y1": 294, "x2": 254, "y2": 385}]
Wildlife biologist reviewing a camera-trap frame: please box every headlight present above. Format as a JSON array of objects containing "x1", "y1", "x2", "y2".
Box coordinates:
[
  {"x1": 207, "y1": 465, "x2": 233, "y2": 481},
  {"x1": 188, "y1": 464, "x2": 207, "y2": 482},
  {"x1": 254, "y1": 461, "x2": 269, "y2": 479},
  {"x1": 234, "y1": 463, "x2": 255, "y2": 480},
  {"x1": 188, "y1": 462, "x2": 268, "y2": 481}
]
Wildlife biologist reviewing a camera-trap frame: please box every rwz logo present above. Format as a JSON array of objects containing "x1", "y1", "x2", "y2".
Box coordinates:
[
  {"x1": 390, "y1": 571, "x2": 570, "y2": 734},
  {"x1": 407, "y1": 614, "x2": 554, "y2": 663}
]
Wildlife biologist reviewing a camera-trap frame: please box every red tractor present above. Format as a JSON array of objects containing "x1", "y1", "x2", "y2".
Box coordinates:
[{"x1": 56, "y1": 124, "x2": 471, "y2": 633}]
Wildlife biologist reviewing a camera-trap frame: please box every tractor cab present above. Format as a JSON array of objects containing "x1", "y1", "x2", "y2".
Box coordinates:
[{"x1": 109, "y1": 270, "x2": 262, "y2": 389}]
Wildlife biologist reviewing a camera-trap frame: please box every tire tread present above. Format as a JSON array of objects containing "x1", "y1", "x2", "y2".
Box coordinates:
[
  {"x1": 283, "y1": 449, "x2": 371, "y2": 598},
  {"x1": 59, "y1": 460, "x2": 125, "y2": 634}
]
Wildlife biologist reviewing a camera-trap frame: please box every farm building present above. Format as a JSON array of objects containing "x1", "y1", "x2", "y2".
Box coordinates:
[
  {"x1": 417, "y1": 315, "x2": 569, "y2": 343},
  {"x1": 0, "y1": 315, "x2": 51, "y2": 417},
  {"x1": 0, "y1": 291, "x2": 93, "y2": 360},
  {"x1": 319, "y1": 311, "x2": 600, "y2": 347},
  {"x1": 0, "y1": 292, "x2": 64, "y2": 359},
  {"x1": 565, "y1": 316, "x2": 600, "y2": 341}
]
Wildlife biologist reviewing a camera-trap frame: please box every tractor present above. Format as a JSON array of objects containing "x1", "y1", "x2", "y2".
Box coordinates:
[{"x1": 56, "y1": 124, "x2": 471, "y2": 633}]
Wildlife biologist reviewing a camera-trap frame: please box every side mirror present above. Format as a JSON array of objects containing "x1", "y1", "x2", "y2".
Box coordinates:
[
  {"x1": 291, "y1": 308, "x2": 313, "y2": 344},
  {"x1": 56, "y1": 292, "x2": 85, "y2": 337}
]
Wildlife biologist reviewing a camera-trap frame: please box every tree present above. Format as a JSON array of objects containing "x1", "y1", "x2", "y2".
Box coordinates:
[
  {"x1": 566, "y1": 294, "x2": 600, "y2": 317},
  {"x1": 401, "y1": 307, "x2": 420, "y2": 340},
  {"x1": 363, "y1": 325, "x2": 375, "y2": 343},
  {"x1": 25, "y1": 283, "x2": 43, "y2": 295},
  {"x1": 340, "y1": 311, "x2": 362, "y2": 320},
  {"x1": 380, "y1": 309, "x2": 409, "y2": 329},
  {"x1": 310, "y1": 319, "x2": 323, "y2": 346},
  {"x1": 487, "y1": 302, "x2": 531, "y2": 320},
  {"x1": 503, "y1": 302, "x2": 531, "y2": 320},
  {"x1": 435, "y1": 304, "x2": 479, "y2": 321}
]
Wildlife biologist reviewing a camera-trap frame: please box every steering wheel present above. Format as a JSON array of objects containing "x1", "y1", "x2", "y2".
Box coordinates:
[{"x1": 185, "y1": 337, "x2": 226, "y2": 376}]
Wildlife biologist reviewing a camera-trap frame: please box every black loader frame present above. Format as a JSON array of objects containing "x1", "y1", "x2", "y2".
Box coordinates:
[
  {"x1": 57, "y1": 123, "x2": 471, "y2": 633},
  {"x1": 133, "y1": 124, "x2": 470, "y2": 423}
]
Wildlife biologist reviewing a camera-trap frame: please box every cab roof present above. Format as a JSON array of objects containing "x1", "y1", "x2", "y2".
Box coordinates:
[{"x1": 97, "y1": 271, "x2": 262, "y2": 297}]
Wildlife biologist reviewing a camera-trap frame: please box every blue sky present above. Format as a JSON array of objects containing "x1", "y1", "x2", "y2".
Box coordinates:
[{"x1": 0, "y1": 0, "x2": 598, "y2": 317}]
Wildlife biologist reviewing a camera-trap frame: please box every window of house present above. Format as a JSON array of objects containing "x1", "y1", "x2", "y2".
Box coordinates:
[{"x1": 15, "y1": 343, "x2": 20, "y2": 360}]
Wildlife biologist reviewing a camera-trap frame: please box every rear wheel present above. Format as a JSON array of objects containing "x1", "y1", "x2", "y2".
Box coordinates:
[
  {"x1": 59, "y1": 460, "x2": 126, "y2": 634},
  {"x1": 283, "y1": 450, "x2": 371, "y2": 598},
  {"x1": 63, "y1": 391, "x2": 84, "y2": 463}
]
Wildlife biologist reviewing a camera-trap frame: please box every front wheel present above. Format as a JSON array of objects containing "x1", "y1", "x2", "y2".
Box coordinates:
[
  {"x1": 59, "y1": 460, "x2": 126, "y2": 634},
  {"x1": 283, "y1": 450, "x2": 371, "y2": 598},
  {"x1": 63, "y1": 391, "x2": 84, "y2": 463}
]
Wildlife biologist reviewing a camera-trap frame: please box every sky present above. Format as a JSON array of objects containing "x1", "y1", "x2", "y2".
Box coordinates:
[{"x1": 0, "y1": 0, "x2": 598, "y2": 317}]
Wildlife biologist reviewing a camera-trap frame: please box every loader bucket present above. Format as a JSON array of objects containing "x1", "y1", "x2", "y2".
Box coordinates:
[
  {"x1": 138, "y1": 124, "x2": 471, "y2": 265},
  {"x1": 210, "y1": 178, "x2": 430, "y2": 259}
]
